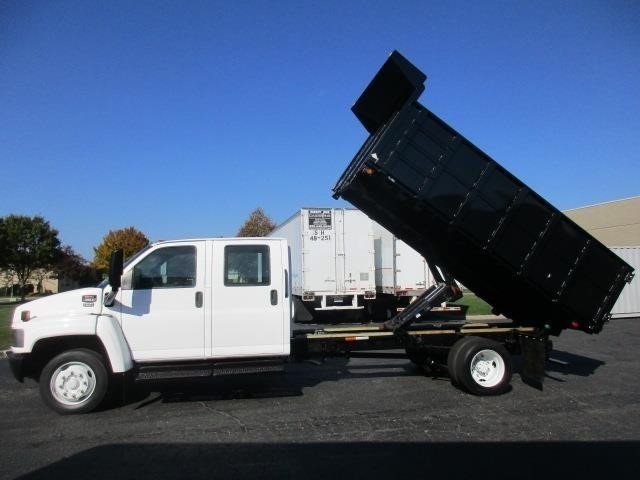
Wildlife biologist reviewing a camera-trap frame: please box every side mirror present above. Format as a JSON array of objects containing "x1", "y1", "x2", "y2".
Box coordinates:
[
  {"x1": 108, "y1": 250, "x2": 124, "y2": 291},
  {"x1": 105, "y1": 250, "x2": 124, "y2": 307}
]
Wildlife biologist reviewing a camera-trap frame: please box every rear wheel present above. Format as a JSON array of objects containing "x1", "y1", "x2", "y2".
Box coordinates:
[
  {"x1": 447, "y1": 336, "x2": 477, "y2": 385},
  {"x1": 39, "y1": 349, "x2": 109, "y2": 414},
  {"x1": 448, "y1": 337, "x2": 512, "y2": 395}
]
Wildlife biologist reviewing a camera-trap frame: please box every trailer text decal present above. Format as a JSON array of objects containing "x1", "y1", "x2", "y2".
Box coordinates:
[
  {"x1": 310, "y1": 230, "x2": 331, "y2": 241},
  {"x1": 308, "y1": 210, "x2": 332, "y2": 230}
]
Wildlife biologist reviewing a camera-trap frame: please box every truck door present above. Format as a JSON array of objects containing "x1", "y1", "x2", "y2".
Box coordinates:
[
  {"x1": 212, "y1": 241, "x2": 286, "y2": 357},
  {"x1": 116, "y1": 242, "x2": 206, "y2": 361}
]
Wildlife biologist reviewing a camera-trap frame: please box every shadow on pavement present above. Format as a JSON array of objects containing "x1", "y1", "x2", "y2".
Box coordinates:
[
  {"x1": 17, "y1": 441, "x2": 638, "y2": 479},
  {"x1": 117, "y1": 349, "x2": 606, "y2": 410},
  {"x1": 121, "y1": 357, "x2": 431, "y2": 409},
  {"x1": 545, "y1": 349, "x2": 605, "y2": 381}
]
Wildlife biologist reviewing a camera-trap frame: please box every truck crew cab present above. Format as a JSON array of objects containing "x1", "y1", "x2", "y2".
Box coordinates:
[{"x1": 9, "y1": 238, "x2": 292, "y2": 414}]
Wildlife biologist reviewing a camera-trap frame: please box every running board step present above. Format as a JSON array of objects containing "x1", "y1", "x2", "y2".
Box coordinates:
[
  {"x1": 135, "y1": 359, "x2": 285, "y2": 381},
  {"x1": 212, "y1": 360, "x2": 283, "y2": 377}
]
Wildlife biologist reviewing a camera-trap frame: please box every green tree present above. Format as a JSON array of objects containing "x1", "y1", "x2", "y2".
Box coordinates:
[
  {"x1": 237, "y1": 208, "x2": 277, "y2": 237},
  {"x1": 54, "y1": 245, "x2": 98, "y2": 288},
  {"x1": 0, "y1": 215, "x2": 61, "y2": 300},
  {"x1": 93, "y1": 227, "x2": 150, "y2": 272}
]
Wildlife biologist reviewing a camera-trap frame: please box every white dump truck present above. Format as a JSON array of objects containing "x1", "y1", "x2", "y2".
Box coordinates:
[
  {"x1": 8, "y1": 236, "x2": 558, "y2": 415},
  {"x1": 7, "y1": 51, "x2": 633, "y2": 416}
]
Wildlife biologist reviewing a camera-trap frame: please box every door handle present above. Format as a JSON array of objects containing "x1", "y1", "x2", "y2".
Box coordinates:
[
  {"x1": 195, "y1": 291, "x2": 203, "y2": 308},
  {"x1": 270, "y1": 289, "x2": 278, "y2": 306}
]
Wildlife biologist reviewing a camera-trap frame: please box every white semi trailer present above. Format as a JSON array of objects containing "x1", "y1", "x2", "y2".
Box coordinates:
[
  {"x1": 373, "y1": 220, "x2": 435, "y2": 303},
  {"x1": 270, "y1": 208, "x2": 376, "y2": 320}
]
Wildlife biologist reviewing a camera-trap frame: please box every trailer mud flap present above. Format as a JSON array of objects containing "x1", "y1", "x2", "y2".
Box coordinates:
[{"x1": 519, "y1": 334, "x2": 547, "y2": 390}]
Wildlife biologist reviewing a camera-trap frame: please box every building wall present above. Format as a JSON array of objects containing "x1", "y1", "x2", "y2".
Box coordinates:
[
  {"x1": 564, "y1": 196, "x2": 640, "y2": 247},
  {"x1": 610, "y1": 247, "x2": 640, "y2": 318},
  {"x1": 563, "y1": 196, "x2": 639, "y2": 319},
  {"x1": 0, "y1": 271, "x2": 59, "y2": 296}
]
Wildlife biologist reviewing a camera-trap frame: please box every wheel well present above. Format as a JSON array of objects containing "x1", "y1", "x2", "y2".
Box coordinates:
[{"x1": 27, "y1": 336, "x2": 110, "y2": 379}]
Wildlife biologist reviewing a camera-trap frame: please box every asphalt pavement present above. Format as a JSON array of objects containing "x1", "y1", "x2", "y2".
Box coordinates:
[{"x1": 1, "y1": 318, "x2": 639, "y2": 479}]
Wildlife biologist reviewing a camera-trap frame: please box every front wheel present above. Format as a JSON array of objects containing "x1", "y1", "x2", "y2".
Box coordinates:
[
  {"x1": 39, "y1": 349, "x2": 109, "y2": 414},
  {"x1": 448, "y1": 337, "x2": 512, "y2": 395}
]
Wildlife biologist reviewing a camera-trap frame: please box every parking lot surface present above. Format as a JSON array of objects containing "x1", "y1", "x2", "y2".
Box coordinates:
[{"x1": 1, "y1": 318, "x2": 639, "y2": 479}]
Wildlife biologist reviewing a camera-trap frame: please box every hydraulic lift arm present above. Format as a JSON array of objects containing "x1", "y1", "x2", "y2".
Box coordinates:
[{"x1": 383, "y1": 265, "x2": 462, "y2": 333}]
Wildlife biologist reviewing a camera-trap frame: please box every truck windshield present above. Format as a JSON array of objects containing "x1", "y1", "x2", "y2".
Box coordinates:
[{"x1": 97, "y1": 245, "x2": 153, "y2": 288}]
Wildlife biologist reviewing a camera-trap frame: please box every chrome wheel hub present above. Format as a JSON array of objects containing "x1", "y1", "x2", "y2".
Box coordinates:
[
  {"x1": 470, "y1": 349, "x2": 505, "y2": 388},
  {"x1": 50, "y1": 362, "x2": 96, "y2": 405}
]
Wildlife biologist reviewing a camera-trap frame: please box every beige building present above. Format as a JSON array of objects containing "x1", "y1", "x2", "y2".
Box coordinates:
[
  {"x1": 564, "y1": 196, "x2": 639, "y2": 318},
  {"x1": 0, "y1": 270, "x2": 59, "y2": 297},
  {"x1": 0, "y1": 269, "x2": 84, "y2": 298},
  {"x1": 564, "y1": 196, "x2": 640, "y2": 247}
]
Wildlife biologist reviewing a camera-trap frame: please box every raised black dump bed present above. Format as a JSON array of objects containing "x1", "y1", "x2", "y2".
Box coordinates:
[{"x1": 333, "y1": 51, "x2": 633, "y2": 336}]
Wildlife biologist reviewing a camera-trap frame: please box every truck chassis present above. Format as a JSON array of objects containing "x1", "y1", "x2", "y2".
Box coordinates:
[{"x1": 292, "y1": 317, "x2": 544, "y2": 396}]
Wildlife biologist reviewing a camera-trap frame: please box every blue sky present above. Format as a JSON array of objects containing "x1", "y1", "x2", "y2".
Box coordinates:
[{"x1": 1, "y1": 0, "x2": 638, "y2": 260}]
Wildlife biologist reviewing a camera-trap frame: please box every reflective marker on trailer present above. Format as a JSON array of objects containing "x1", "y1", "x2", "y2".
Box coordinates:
[{"x1": 344, "y1": 336, "x2": 370, "y2": 342}]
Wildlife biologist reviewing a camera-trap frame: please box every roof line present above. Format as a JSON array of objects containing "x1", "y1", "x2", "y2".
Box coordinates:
[{"x1": 564, "y1": 195, "x2": 640, "y2": 212}]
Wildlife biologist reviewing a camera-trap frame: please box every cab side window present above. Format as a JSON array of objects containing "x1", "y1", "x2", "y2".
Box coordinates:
[
  {"x1": 133, "y1": 246, "x2": 196, "y2": 289},
  {"x1": 224, "y1": 245, "x2": 270, "y2": 286}
]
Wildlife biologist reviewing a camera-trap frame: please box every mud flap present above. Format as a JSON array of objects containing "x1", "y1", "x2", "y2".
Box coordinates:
[{"x1": 520, "y1": 334, "x2": 547, "y2": 390}]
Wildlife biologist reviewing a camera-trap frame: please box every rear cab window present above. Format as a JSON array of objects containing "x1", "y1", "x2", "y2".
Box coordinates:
[{"x1": 224, "y1": 245, "x2": 270, "y2": 286}]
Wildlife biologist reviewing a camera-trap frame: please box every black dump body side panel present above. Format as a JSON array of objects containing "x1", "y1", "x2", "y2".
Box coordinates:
[{"x1": 334, "y1": 51, "x2": 634, "y2": 335}]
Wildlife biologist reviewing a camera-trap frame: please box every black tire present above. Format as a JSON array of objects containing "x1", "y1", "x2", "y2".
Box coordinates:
[
  {"x1": 446, "y1": 336, "x2": 478, "y2": 386},
  {"x1": 39, "y1": 349, "x2": 109, "y2": 415},
  {"x1": 448, "y1": 337, "x2": 512, "y2": 396}
]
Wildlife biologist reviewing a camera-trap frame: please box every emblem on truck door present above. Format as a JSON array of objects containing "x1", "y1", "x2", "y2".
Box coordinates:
[{"x1": 82, "y1": 294, "x2": 97, "y2": 307}]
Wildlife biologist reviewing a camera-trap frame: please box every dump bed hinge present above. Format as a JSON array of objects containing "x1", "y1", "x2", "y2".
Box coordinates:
[{"x1": 383, "y1": 281, "x2": 462, "y2": 333}]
